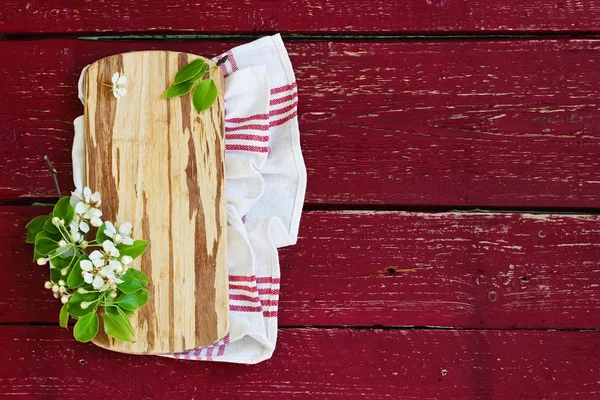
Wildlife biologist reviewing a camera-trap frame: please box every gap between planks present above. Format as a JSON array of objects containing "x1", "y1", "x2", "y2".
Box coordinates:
[
  {"x1": 4, "y1": 203, "x2": 600, "y2": 216},
  {"x1": 4, "y1": 33, "x2": 600, "y2": 42},
  {"x1": 1, "y1": 321, "x2": 600, "y2": 333}
]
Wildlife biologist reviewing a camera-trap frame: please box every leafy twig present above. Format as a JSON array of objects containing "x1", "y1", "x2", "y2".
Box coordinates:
[
  {"x1": 163, "y1": 58, "x2": 219, "y2": 113},
  {"x1": 44, "y1": 155, "x2": 61, "y2": 198}
]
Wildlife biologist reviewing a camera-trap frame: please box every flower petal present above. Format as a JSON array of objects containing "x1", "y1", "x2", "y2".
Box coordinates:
[
  {"x1": 117, "y1": 76, "x2": 127, "y2": 85},
  {"x1": 104, "y1": 221, "x2": 116, "y2": 235},
  {"x1": 90, "y1": 192, "x2": 101, "y2": 205},
  {"x1": 102, "y1": 240, "x2": 115, "y2": 252},
  {"x1": 120, "y1": 236, "x2": 134, "y2": 246},
  {"x1": 80, "y1": 260, "x2": 93, "y2": 272},
  {"x1": 83, "y1": 187, "x2": 91, "y2": 201},
  {"x1": 115, "y1": 277, "x2": 124, "y2": 284},
  {"x1": 111, "y1": 72, "x2": 119, "y2": 84},
  {"x1": 110, "y1": 247, "x2": 120, "y2": 258},
  {"x1": 92, "y1": 276, "x2": 105, "y2": 290},
  {"x1": 83, "y1": 272, "x2": 93, "y2": 284},
  {"x1": 100, "y1": 266, "x2": 115, "y2": 279},
  {"x1": 79, "y1": 221, "x2": 90, "y2": 233},
  {"x1": 90, "y1": 251, "x2": 105, "y2": 267},
  {"x1": 74, "y1": 202, "x2": 88, "y2": 215},
  {"x1": 119, "y1": 222, "x2": 132, "y2": 236},
  {"x1": 90, "y1": 216, "x2": 103, "y2": 227}
]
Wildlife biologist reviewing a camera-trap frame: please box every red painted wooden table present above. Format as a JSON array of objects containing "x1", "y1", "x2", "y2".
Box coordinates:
[{"x1": 2, "y1": 1, "x2": 600, "y2": 399}]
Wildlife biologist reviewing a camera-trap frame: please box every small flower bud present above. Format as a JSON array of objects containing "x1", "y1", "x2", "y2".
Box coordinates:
[
  {"x1": 58, "y1": 280, "x2": 66, "y2": 286},
  {"x1": 57, "y1": 240, "x2": 67, "y2": 247},
  {"x1": 121, "y1": 256, "x2": 133, "y2": 265},
  {"x1": 37, "y1": 257, "x2": 48, "y2": 266},
  {"x1": 80, "y1": 240, "x2": 89, "y2": 249},
  {"x1": 59, "y1": 286, "x2": 67, "y2": 294},
  {"x1": 111, "y1": 284, "x2": 117, "y2": 290},
  {"x1": 107, "y1": 278, "x2": 115, "y2": 285},
  {"x1": 53, "y1": 292, "x2": 60, "y2": 299},
  {"x1": 51, "y1": 285, "x2": 59, "y2": 293},
  {"x1": 80, "y1": 301, "x2": 91, "y2": 310},
  {"x1": 77, "y1": 287, "x2": 87, "y2": 294},
  {"x1": 59, "y1": 219, "x2": 65, "y2": 226},
  {"x1": 52, "y1": 216, "x2": 60, "y2": 226},
  {"x1": 44, "y1": 281, "x2": 52, "y2": 289},
  {"x1": 109, "y1": 291, "x2": 117, "y2": 298},
  {"x1": 61, "y1": 295, "x2": 70, "y2": 304},
  {"x1": 61, "y1": 267, "x2": 69, "y2": 276}
]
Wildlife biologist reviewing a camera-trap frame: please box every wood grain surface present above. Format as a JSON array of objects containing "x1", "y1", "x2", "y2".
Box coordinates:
[
  {"x1": 1, "y1": 326, "x2": 599, "y2": 399},
  {"x1": 2, "y1": 0, "x2": 600, "y2": 34},
  {"x1": 5, "y1": 207, "x2": 600, "y2": 329},
  {"x1": 82, "y1": 51, "x2": 228, "y2": 354},
  {"x1": 1, "y1": 39, "x2": 600, "y2": 207}
]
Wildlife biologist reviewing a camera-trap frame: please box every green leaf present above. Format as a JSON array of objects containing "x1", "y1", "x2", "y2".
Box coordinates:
[
  {"x1": 173, "y1": 59, "x2": 206, "y2": 85},
  {"x1": 56, "y1": 245, "x2": 74, "y2": 258},
  {"x1": 103, "y1": 306, "x2": 134, "y2": 342},
  {"x1": 73, "y1": 312, "x2": 99, "y2": 342},
  {"x1": 50, "y1": 251, "x2": 74, "y2": 270},
  {"x1": 59, "y1": 304, "x2": 69, "y2": 328},
  {"x1": 117, "y1": 240, "x2": 149, "y2": 260},
  {"x1": 163, "y1": 80, "x2": 196, "y2": 99},
  {"x1": 120, "y1": 307, "x2": 135, "y2": 315},
  {"x1": 190, "y1": 62, "x2": 208, "y2": 82},
  {"x1": 67, "y1": 254, "x2": 87, "y2": 288},
  {"x1": 52, "y1": 196, "x2": 74, "y2": 224},
  {"x1": 192, "y1": 79, "x2": 218, "y2": 113},
  {"x1": 43, "y1": 212, "x2": 59, "y2": 234},
  {"x1": 123, "y1": 268, "x2": 150, "y2": 287},
  {"x1": 32, "y1": 202, "x2": 56, "y2": 207},
  {"x1": 116, "y1": 306, "x2": 136, "y2": 337},
  {"x1": 34, "y1": 230, "x2": 59, "y2": 256},
  {"x1": 67, "y1": 291, "x2": 99, "y2": 317},
  {"x1": 50, "y1": 267, "x2": 61, "y2": 283},
  {"x1": 117, "y1": 274, "x2": 143, "y2": 294},
  {"x1": 26, "y1": 215, "x2": 50, "y2": 243},
  {"x1": 96, "y1": 223, "x2": 110, "y2": 244},
  {"x1": 117, "y1": 288, "x2": 150, "y2": 311}
]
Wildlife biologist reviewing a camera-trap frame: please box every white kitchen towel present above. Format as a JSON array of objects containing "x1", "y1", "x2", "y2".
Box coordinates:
[{"x1": 71, "y1": 34, "x2": 306, "y2": 364}]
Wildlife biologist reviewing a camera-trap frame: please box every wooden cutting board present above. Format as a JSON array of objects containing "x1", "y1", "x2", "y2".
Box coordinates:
[{"x1": 83, "y1": 51, "x2": 228, "y2": 355}]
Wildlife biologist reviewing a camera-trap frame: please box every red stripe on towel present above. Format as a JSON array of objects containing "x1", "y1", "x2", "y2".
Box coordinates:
[
  {"x1": 226, "y1": 144, "x2": 269, "y2": 153},
  {"x1": 226, "y1": 133, "x2": 269, "y2": 142}
]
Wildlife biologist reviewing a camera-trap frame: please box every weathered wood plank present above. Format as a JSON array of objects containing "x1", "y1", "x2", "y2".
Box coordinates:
[
  {"x1": 5, "y1": 207, "x2": 600, "y2": 328},
  {"x1": 1, "y1": 326, "x2": 599, "y2": 399},
  {"x1": 2, "y1": 40, "x2": 600, "y2": 207},
  {"x1": 2, "y1": 0, "x2": 600, "y2": 34}
]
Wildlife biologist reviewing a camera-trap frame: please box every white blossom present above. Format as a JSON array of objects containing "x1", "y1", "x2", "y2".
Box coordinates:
[
  {"x1": 82, "y1": 240, "x2": 124, "y2": 291},
  {"x1": 74, "y1": 187, "x2": 103, "y2": 227},
  {"x1": 69, "y1": 221, "x2": 84, "y2": 243},
  {"x1": 111, "y1": 72, "x2": 128, "y2": 99},
  {"x1": 80, "y1": 259, "x2": 107, "y2": 291},
  {"x1": 104, "y1": 221, "x2": 134, "y2": 245}
]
